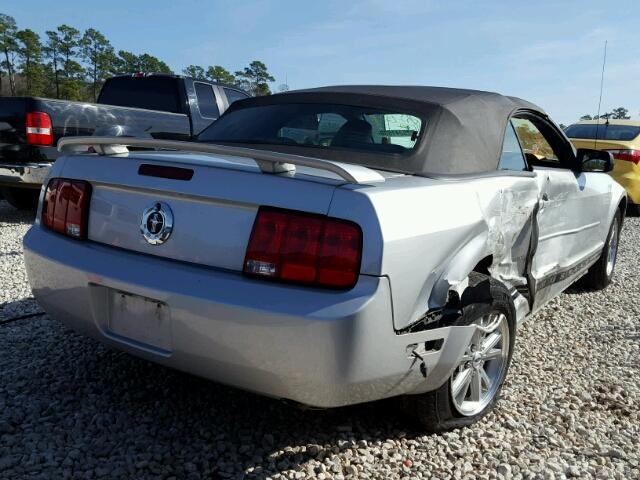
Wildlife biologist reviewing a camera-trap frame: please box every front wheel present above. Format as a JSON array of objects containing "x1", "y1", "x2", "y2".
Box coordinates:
[
  {"x1": 579, "y1": 211, "x2": 621, "y2": 290},
  {"x1": 402, "y1": 273, "x2": 516, "y2": 432}
]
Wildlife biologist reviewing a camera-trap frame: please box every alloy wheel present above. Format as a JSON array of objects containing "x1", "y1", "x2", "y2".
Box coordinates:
[{"x1": 450, "y1": 312, "x2": 510, "y2": 417}]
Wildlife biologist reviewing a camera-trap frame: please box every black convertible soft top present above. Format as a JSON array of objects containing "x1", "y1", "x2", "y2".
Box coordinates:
[{"x1": 216, "y1": 85, "x2": 546, "y2": 175}]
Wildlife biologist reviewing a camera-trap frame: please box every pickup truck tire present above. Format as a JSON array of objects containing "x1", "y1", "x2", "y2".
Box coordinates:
[
  {"x1": 579, "y1": 211, "x2": 621, "y2": 290},
  {"x1": 402, "y1": 273, "x2": 516, "y2": 433},
  {"x1": 2, "y1": 187, "x2": 39, "y2": 211}
]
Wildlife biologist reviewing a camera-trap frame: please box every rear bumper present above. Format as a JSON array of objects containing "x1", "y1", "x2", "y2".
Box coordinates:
[
  {"x1": 0, "y1": 162, "x2": 51, "y2": 188},
  {"x1": 611, "y1": 162, "x2": 640, "y2": 204},
  {"x1": 23, "y1": 226, "x2": 476, "y2": 408}
]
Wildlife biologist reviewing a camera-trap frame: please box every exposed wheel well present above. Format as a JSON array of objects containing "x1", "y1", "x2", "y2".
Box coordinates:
[{"x1": 472, "y1": 255, "x2": 494, "y2": 276}]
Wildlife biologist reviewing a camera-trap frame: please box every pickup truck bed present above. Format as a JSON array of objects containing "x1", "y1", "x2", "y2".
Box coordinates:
[{"x1": 0, "y1": 74, "x2": 249, "y2": 209}]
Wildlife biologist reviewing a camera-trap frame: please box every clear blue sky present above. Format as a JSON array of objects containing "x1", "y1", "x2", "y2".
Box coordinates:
[{"x1": 5, "y1": 0, "x2": 639, "y2": 124}]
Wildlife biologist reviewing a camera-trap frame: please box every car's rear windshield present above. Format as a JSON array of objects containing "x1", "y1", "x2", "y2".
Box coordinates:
[
  {"x1": 197, "y1": 103, "x2": 424, "y2": 155},
  {"x1": 564, "y1": 123, "x2": 640, "y2": 141},
  {"x1": 98, "y1": 76, "x2": 183, "y2": 114}
]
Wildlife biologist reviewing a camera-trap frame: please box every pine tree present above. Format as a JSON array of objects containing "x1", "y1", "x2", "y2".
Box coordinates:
[
  {"x1": 81, "y1": 28, "x2": 115, "y2": 100},
  {"x1": 183, "y1": 64, "x2": 206, "y2": 79},
  {"x1": 16, "y1": 28, "x2": 46, "y2": 95},
  {"x1": 44, "y1": 30, "x2": 62, "y2": 98},
  {"x1": 0, "y1": 14, "x2": 18, "y2": 95},
  {"x1": 138, "y1": 53, "x2": 172, "y2": 74},
  {"x1": 206, "y1": 65, "x2": 235, "y2": 85},
  {"x1": 235, "y1": 60, "x2": 274, "y2": 96},
  {"x1": 55, "y1": 25, "x2": 84, "y2": 100}
]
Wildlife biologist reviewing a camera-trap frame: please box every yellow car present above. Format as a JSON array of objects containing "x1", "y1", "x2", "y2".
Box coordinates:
[{"x1": 565, "y1": 120, "x2": 640, "y2": 214}]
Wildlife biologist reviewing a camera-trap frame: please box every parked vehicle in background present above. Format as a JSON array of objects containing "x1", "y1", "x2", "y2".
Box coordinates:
[
  {"x1": 565, "y1": 120, "x2": 640, "y2": 215},
  {"x1": 23, "y1": 86, "x2": 626, "y2": 432},
  {"x1": 0, "y1": 73, "x2": 249, "y2": 210}
]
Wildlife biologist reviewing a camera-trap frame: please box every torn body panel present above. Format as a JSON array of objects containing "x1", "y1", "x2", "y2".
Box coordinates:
[
  {"x1": 330, "y1": 173, "x2": 539, "y2": 331},
  {"x1": 331, "y1": 168, "x2": 622, "y2": 333},
  {"x1": 419, "y1": 175, "x2": 539, "y2": 328}
]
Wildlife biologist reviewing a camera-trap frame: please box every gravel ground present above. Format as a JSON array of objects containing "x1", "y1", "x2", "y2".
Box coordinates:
[{"x1": 1, "y1": 199, "x2": 638, "y2": 480}]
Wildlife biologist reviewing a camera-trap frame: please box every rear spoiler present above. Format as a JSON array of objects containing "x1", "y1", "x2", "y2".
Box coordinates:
[{"x1": 57, "y1": 136, "x2": 386, "y2": 185}]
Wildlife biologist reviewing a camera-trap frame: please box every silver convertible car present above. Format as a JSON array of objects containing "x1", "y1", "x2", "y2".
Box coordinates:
[{"x1": 23, "y1": 86, "x2": 626, "y2": 431}]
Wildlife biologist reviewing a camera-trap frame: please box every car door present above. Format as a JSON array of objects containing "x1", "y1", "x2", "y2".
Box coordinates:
[{"x1": 512, "y1": 114, "x2": 612, "y2": 311}]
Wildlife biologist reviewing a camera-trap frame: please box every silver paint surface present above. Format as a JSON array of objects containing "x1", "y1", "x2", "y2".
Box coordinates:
[{"x1": 23, "y1": 149, "x2": 626, "y2": 407}]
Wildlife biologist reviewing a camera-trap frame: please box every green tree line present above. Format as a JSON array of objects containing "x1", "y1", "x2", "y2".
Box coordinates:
[
  {"x1": 0, "y1": 13, "x2": 277, "y2": 101},
  {"x1": 183, "y1": 61, "x2": 275, "y2": 96},
  {"x1": 580, "y1": 107, "x2": 631, "y2": 121}
]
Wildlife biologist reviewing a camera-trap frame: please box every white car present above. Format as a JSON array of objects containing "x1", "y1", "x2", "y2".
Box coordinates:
[{"x1": 23, "y1": 86, "x2": 626, "y2": 431}]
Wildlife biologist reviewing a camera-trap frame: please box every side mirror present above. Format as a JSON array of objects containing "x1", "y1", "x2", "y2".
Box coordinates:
[{"x1": 576, "y1": 148, "x2": 613, "y2": 173}]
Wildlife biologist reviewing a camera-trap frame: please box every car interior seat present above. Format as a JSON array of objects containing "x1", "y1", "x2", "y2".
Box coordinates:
[{"x1": 331, "y1": 119, "x2": 374, "y2": 148}]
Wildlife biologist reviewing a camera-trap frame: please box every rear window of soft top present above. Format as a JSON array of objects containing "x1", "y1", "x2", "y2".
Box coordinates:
[{"x1": 197, "y1": 103, "x2": 424, "y2": 155}]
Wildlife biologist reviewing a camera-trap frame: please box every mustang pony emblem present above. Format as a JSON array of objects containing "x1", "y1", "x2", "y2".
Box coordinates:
[{"x1": 140, "y1": 202, "x2": 173, "y2": 245}]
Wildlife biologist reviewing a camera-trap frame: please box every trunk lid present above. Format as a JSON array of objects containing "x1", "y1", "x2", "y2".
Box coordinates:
[
  {"x1": 64, "y1": 151, "x2": 344, "y2": 272},
  {"x1": 569, "y1": 137, "x2": 636, "y2": 151}
]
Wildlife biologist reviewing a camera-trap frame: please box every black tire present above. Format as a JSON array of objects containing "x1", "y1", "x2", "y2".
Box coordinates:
[
  {"x1": 580, "y1": 210, "x2": 621, "y2": 290},
  {"x1": 402, "y1": 272, "x2": 516, "y2": 433},
  {"x1": 1, "y1": 187, "x2": 39, "y2": 211}
]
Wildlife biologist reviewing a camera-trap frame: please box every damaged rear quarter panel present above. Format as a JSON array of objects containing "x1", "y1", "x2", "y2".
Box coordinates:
[{"x1": 329, "y1": 174, "x2": 540, "y2": 331}]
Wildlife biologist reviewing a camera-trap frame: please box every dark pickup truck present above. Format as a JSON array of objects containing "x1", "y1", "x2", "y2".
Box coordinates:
[{"x1": 0, "y1": 73, "x2": 249, "y2": 209}]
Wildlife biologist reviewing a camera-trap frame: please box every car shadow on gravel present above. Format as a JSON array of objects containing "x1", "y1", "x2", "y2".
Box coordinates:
[
  {"x1": 1, "y1": 313, "x2": 424, "y2": 479},
  {"x1": 0, "y1": 297, "x2": 43, "y2": 323},
  {"x1": 79, "y1": 352, "x2": 413, "y2": 479},
  {"x1": 562, "y1": 285, "x2": 591, "y2": 295},
  {"x1": 0, "y1": 199, "x2": 36, "y2": 224}
]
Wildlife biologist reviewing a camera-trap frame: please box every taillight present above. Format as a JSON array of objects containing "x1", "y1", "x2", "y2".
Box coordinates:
[
  {"x1": 606, "y1": 149, "x2": 640, "y2": 165},
  {"x1": 26, "y1": 112, "x2": 53, "y2": 146},
  {"x1": 244, "y1": 207, "x2": 362, "y2": 289},
  {"x1": 41, "y1": 178, "x2": 92, "y2": 239}
]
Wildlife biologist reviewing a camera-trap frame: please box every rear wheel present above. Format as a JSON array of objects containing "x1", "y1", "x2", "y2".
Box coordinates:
[
  {"x1": 580, "y1": 211, "x2": 621, "y2": 290},
  {"x1": 402, "y1": 273, "x2": 516, "y2": 432},
  {"x1": 1, "y1": 187, "x2": 39, "y2": 211}
]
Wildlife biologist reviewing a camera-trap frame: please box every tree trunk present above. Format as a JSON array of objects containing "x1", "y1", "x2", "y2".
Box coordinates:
[
  {"x1": 3, "y1": 47, "x2": 16, "y2": 95},
  {"x1": 8, "y1": 60, "x2": 16, "y2": 95},
  {"x1": 25, "y1": 56, "x2": 31, "y2": 93},
  {"x1": 93, "y1": 56, "x2": 97, "y2": 101},
  {"x1": 53, "y1": 51, "x2": 60, "y2": 98}
]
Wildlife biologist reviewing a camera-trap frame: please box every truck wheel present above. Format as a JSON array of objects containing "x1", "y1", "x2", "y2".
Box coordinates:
[
  {"x1": 402, "y1": 273, "x2": 516, "y2": 433},
  {"x1": 627, "y1": 203, "x2": 640, "y2": 217},
  {"x1": 1, "y1": 188, "x2": 39, "y2": 211},
  {"x1": 579, "y1": 211, "x2": 621, "y2": 290}
]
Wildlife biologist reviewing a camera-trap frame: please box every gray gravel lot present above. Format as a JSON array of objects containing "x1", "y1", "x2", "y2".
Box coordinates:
[{"x1": 1, "y1": 199, "x2": 638, "y2": 480}]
